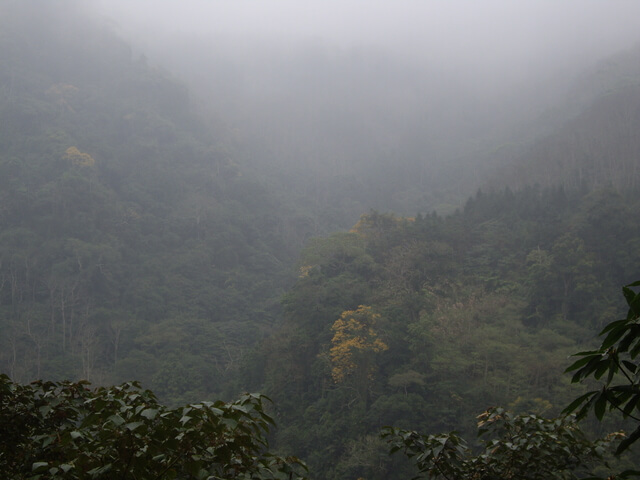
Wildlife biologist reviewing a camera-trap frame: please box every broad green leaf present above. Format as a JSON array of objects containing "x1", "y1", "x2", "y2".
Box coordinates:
[
  {"x1": 32, "y1": 462, "x2": 49, "y2": 471},
  {"x1": 622, "y1": 393, "x2": 640, "y2": 418},
  {"x1": 623, "y1": 287, "x2": 637, "y2": 308},
  {"x1": 571, "y1": 356, "x2": 604, "y2": 383},
  {"x1": 125, "y1": 421, "x2": 143, "y2": 431},
  {"x1": 619, "y1": 326, "x2": 640, "y2": 352},
  {"x1": 594, "y1": 359, "x2": 614, "y2": 380},
  {"x1": 87, "y1": 464, "x2": 112, "y2": 476},
  {"x1": 600, "y1": 318, "x2": 630, "y2": 336},
  {"x1": 601, "y1": 325, "x2": 629, "y2": 349},
  {"x1": 107, "y1": 414, "x2": 125, "y2": 426},
  {"x1": 628, "y1": 292, "x2": 640, "y2": 316},
  {"x1": 594, "y1": 392, "x2": 607, "y2": 420},
  {"x1": 630, "y1": 335, "x2": 640, "y2": 358},
  {"x1": 565, "y1": 353, "x2": 601, "y2": 373},
  {"x1": 140, "y1": 408, "x2": 158, "y2": 419},
  {"x1": 622, "y1": 360, "x2": 638, "y2": 373}
]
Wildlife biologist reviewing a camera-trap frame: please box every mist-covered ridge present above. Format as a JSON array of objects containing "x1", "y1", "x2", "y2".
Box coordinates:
[{"x1": 2, "y1": 2, "x2": 640, "y2": 479}]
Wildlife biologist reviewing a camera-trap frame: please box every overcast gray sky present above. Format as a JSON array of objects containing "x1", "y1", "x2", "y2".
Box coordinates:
[{"x1": 96, "y1": 1, "x2": 640, "y2": 64}]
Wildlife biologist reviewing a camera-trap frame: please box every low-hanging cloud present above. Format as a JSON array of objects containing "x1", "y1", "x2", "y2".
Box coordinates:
[{"x1": 96, "y1": 0, "x2": 640, "y2": 74}]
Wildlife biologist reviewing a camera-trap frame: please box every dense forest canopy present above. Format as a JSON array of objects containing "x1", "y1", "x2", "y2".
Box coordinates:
[
  {"x1": 1, "y1": 1, "x2": 640, "y2": 479},
  {"x1": 0, "y1": 1, "x2": 310, "y2": 400}
]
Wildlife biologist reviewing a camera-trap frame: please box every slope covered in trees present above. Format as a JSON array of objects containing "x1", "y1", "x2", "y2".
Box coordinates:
[
  {"x1": 2, "y1": 2, "x2": 640, "y2": 479},
  {"x1": 247, "y1": 186, "x2": 640, "y2": 479},
  {"x1": 488, "y1": 43, "x2": 640, "y2": 192},
  {"x1": 0, "y1": 1, "x2": 311, "y2": 402}
]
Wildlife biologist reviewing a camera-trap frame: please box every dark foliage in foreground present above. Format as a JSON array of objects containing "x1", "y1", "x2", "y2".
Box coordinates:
[{"x1": 0, "y1": 375, "x2": 306, "y2": 479}]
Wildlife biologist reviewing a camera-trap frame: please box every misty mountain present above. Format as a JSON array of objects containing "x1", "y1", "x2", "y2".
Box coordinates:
[
  {"x1": 2, "y1": 2, "x2": 640, "y2": 478},
  {"x1": 487, "y1": 43, "x2": 640, "y2": 191},
  {"x1": 139, "y1": 36, "x2": 484, "y2": 219},
  {"x1": 2, "y1": 0, "x2": 639, "y2": 392},
  {"x1": 122, "y1": 27, "x2": 640, "y2": 221},
  {"x1": 0, "y1": 1, "x2": 309, "y2": 397},
  {"x1": 249, "y1": 187, "x2": 640, "y2": 479}
]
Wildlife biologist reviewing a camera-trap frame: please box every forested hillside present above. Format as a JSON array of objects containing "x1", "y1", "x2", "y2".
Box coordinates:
[
  {"x1": 235, "y1": 42, "x2": 640, "y2": 477},
  {"x1": 0, "y1": 2, "x2": 311, "y2": 401},
  {"x1": 249, "y1": 187, "x2": 640, "y2": 479},
  {"x1": 486, "y1": 43, "x2": 640, "y2": 191},
  {"x1": 492, "y1": 87, "x2": 640, "y2": 190},
  {"x1": 2, "y1": 2, "x2": 640, "y2": 479}
]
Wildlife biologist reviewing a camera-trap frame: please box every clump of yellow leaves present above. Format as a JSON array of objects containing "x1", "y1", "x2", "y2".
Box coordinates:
[
  {"x1": 64, "y1": 146, "x2": 95, "y2": 167},
  {"x1": 298, "y1": 265, "x2": 315, "y2": 278},
  {"x1": 330, "y1": 305, "x2": 388, "y2": 383}
]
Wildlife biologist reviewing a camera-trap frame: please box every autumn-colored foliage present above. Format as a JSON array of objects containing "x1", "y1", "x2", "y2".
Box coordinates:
[
  {"x1": 63, "y1": 146, "x2": 95, "y2": 167},
  {"x1": 330, "y1": 305, "x2": 388, "y2": 383}
]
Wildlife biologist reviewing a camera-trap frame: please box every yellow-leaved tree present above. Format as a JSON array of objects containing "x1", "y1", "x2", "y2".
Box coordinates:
[
  {"x1": 63, "y1": 146, "x2": 95, "y2": 167},
  {"x1": 329, "y1": 305, "x2": 387, "y2": 404}
]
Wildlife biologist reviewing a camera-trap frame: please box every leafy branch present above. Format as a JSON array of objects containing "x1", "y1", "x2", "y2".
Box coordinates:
[{"x1": 564, "y1": 281, "x2": 640, "y2": 455}]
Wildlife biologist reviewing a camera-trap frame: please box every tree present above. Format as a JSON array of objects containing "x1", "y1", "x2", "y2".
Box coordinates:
[
  {"x1": 329, "y1": 305, "x2": 388, "y2": 396},
  {"x1": 382, "y1": 406, "x2": 620, "y2": 480},
  {"x1": 63, "y1": 147, "x2": 95, "y2": 168},
  {"x1": 0, "y1": 375, "x2": 307, "y2": 479},
  {"x1": 564, "y1": 280, "x2": 640, "y2": 457},
  {"x1": 327, "y1": 305, "x2": 388, "y2": 409},
  {"x1": 388, "y1": 370, "x2": 425, "y2": 397}
]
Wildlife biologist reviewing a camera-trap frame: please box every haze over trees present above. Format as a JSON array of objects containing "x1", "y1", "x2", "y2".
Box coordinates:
[
  {"x1": 2, "y1": 1, "x2": 640, "y2": 479},
  {"x1": 0, "y1": 0, "x2": 310, "y2": 399}
]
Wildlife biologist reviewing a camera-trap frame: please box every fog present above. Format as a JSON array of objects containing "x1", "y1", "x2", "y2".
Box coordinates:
[
  {"x1": 96, "y1": 1, "x2": 640, "y2": 81},
  {"x1": 88, "y1": 0, "x2": 640, "y2": 216}
]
